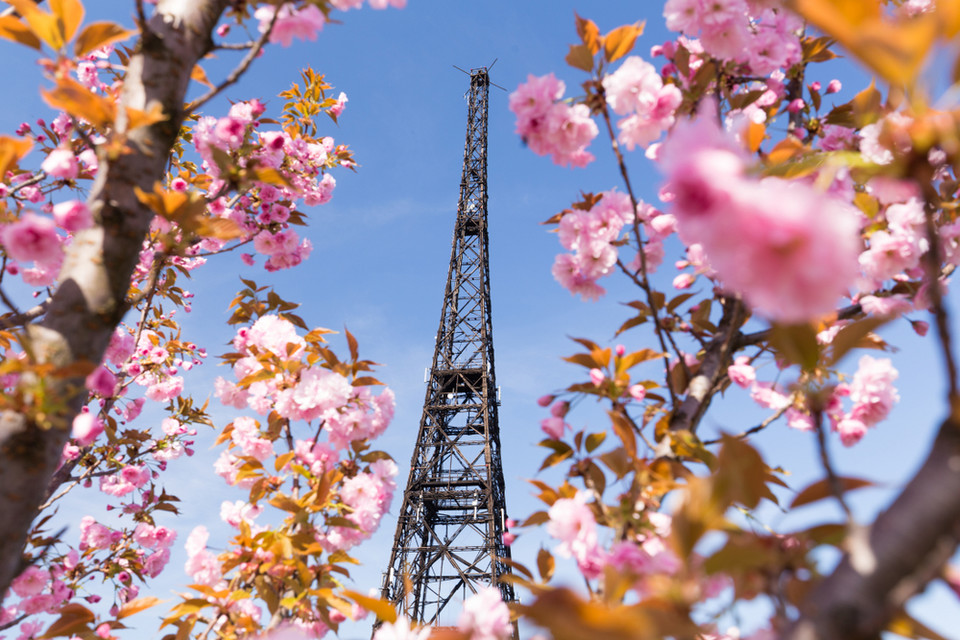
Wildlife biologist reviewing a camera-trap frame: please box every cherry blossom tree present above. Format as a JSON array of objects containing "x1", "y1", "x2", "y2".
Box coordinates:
[
  {"x1": 498, "y1": 1, "x2": 960, "y2": 639},
  {"x1": 0, "y1": 0, "x2": 405, "y2": 638},
  {"x1": 3, "y1": 1, "x2": 960, "y2": 640}
]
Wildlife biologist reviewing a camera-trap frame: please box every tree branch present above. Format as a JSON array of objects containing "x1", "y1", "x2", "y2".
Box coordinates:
[
  {"x1": 668, "y1": 295, "x2": 747, "y2": 434},
  {"x1": 785, "y1": 417, "x2": 960, "y2": 639}
]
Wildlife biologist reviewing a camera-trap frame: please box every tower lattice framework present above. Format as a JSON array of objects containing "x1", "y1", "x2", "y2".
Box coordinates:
[{"x1": 381, "y1": 68, "x2": 516, "y2": 632}]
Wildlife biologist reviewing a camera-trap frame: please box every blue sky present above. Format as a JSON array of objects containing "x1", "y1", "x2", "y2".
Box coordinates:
[{"x1": 2, "y1": 1, "x2": 960, "y2": 638}]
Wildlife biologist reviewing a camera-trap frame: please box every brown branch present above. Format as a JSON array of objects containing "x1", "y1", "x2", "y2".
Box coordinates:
[
  {"x1": 0, "y1": 299, "x2": 51, "y2": 329},
  {"x1": 668, "y1": 295, "x2": 747, "y2": 434}
]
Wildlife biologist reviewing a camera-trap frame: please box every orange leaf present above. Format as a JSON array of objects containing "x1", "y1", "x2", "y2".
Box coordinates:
[
  {"x1": 117, "y1": 596, "x2": 163, "y2": 619},
  {"x1": 40, "y1": 603, "x2": 94, "y2": 638},
  {"x1": 0, "y1": 135, "x2": 33, "y2": 178},
  {"x1": 790, "y1": 476, "x2": 875, "y2": 508},
  {"x1": 608, "y1": 410, "x2": 637, "y2": 459},
  {"x1": 603, "y1": 22, "x2": 644, "y2": 63},
  {"x1": 4, "y1": 0, "x2": 63, "y2": 49},
  {"x1": 125, "y1": 102, "x2": 166, "y2": 130},
  {"x1": 341, "y1": 590, "x2": 396, "y2": 624},
  {"x1": 48, "y1": 0, "x2": 83, "y2": 42},
  {"x1": 745, "y1": 121, "x2": 765, "y2": 153},
  {"x1": 789, "y1": 0, "x2": 936, "y2": 85},
  {"x1": 0, "y1": 15, "x2": 41, "y2": 50},
  {"x1": 766, "y1": 136, "x2": 806, "y2": 164},
  {"x1": 575, "y1": 13, "x2": 601, "y2": 55},
  {"x1": 74, "y1": 21, "x2": 136, "y2": 58},
  {"x1": 191, "y1": 63, "x2": 214, "y2": 89},
  {"x1": 41, "y1": 76, "x2": 115, "y2": 129},
  {"x1": 939, "y1": 0, "x2": 960, "y2": 38}
]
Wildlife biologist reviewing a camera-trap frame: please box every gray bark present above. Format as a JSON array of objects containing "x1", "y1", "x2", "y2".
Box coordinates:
[{"x1": 0, "y1": 0, "x2": 229, "y2": 600}]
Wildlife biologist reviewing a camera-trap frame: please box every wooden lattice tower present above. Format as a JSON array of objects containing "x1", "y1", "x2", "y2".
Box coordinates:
[{"x1": 380, "y1": 68, "x2": 516, "y2": 634}]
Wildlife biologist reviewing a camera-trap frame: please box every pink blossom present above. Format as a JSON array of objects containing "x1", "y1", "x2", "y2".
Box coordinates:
[
  {"x1": 104, "y1": 327, "x2": 135, "y2": 367},
  {"x1": 540, "y1": 416, "x2": 566, "y2": 439},
  {"x1": 628, "y1": 384, "x2": 647, "y2": 401},
  {"x1": 85, "y1": 366, "x2": 117, "y2": 397},
  {"x1": 509, "y1": 74, "x2": 597, "y2": 167},
  {"x1": 11, "y1": 566, "x2": 48, "y2": 598},
  {"x1": 836, "y1": 416, "x2": 868, "y2": 446},
  {"x1": 285, "y1": 367, "x2": 353, "y2": 421},
  {"x1": 603, "y1": 56, "x2": 682, "y2": 150},
  {"x1": 52, "y1": 200, "x2": 93, "y2": 232},
  {"x1": 458, "y1": 587, "x2": 512, "y2": 640},
  {"x1": 220, "y1": 500, "x2": 263, "y2": 528},
  {"x1": 242, "y1": 314, "x2": 304, "y2": 357},
  {"x1": 819, "y1": 124, "x2": 856, "y2": 151},
  {"x1": 143, "y1": 548, "x2": 171, "y2": 578},
  {"x1": 859, "y1": 294, "x2": 911, "y2": 317},
  {"x1": 145, "y1": 374, "x2": 183, "y2": 402},
  {"x1": 589, "y1": 368, "x2": 605, "y2": 386},
  {"x1": 859, "y1": 229, "x2": 925, "y2": 286},
  {"x1": 255, "y1": 4, "x2": 325, "y2": 47},
  {"x1": 133, "y1": 523, "x2": 177, "y2": 549},
  {"x1": 2, "y1": 214, "x2": 63, "y2": 265},
  {"x1": 750, "y1": 382, "x2": 789, "y2": 411},
  {"x1": 727, "y1": 356, "x2": 755, "y2": 388},
  {"x1": 79, "y1": 516, "x2": 116, "y2": 550},
  {"x1": 184, "y1": 526, "x2": 221, "y2": 586},
  {"x1": 41, "y1": 147, "x2": 79, "y2": 179},
  {"x1": 848, "y1": 355, "x2": 898, "y2": 427},
  {"x1": 547, "y1": 491, "x2": 605, "y2": 577},
  {"x1": 329, "y1": 91, "x2": 348, "y2": 117},
  {"x1": 826, "y1": 79, "x2": 841, "y2": 94},
  {"x1": 373, "y1": 616, "x2": 431, "y2": 640},
  {"x1": 659, "y1": 103, "x2": 861, "y2": 321},
  {"x1": 71, "y1": 411, "x2": 104, "y2": 447},
  {"x1": 673, "y1": 272, "x2": 695, "y2": 289}
]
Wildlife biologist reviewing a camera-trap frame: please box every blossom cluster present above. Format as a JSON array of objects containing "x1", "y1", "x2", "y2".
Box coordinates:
[
  {"x1": 602, "y1": 56, "x2": 682, "y2": 151},
  {"x1": 658, "y1": 103, "x2": 862, "y2": 322},
  {"x1": 509, "y1": 73, "x2": 598, "y2": 168},
  {"x1": 551, "y1": 190, "x2": 635, "y2": 300},
  {"x1": 663, "y1": 0, "x2": 802, "y2": 75}
]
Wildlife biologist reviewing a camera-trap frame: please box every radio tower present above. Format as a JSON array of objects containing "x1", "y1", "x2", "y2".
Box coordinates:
[{"x1": 380, "y1": 67, "x2": 516, "y2": 634}]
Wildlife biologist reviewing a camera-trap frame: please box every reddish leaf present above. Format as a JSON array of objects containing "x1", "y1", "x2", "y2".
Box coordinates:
[{"x1": 790, "y1": 476, "x2": 875, "y2": 508}]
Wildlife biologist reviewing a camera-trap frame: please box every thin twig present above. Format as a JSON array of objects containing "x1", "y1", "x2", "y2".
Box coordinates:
[
  {"x1": 186, "y1": 5, "x2": 281, "y2": 114},
  {"x1": 916, "y1": 158, "x2": 960, "y2": 409},
  {"x1": 214, "y1": 41, "x2": 258, "y2": 51},
  {"x1": 812, "y1": 409, "x2": 853, "y2": 521},
  {"x1": 702, "y1": 403, "x2": 789, "y2": 445},
  {"x1": 10, "y1": 171, "x2": 46, "y2": 195},
  {"x1": 596, "y1": 87, "x2": 679, "y2": 406}
]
